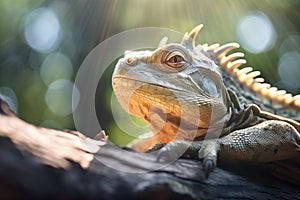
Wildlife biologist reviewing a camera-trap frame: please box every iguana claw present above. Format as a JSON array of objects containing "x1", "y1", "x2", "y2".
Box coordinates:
[
  {"x1": 153, "y1": 139, "x2": 219, "y2": 178},
  {"x1": 203, "y1": 159, "x2": 214, "y2": 179}
]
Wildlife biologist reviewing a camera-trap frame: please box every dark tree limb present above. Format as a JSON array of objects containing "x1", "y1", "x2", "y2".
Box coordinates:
[{"x1": 0, "y1": 99, "x2": 299, "y2": 199}]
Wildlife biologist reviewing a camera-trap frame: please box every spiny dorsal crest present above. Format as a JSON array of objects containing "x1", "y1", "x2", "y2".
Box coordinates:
[
  {"x1": 180, "y1": 24, "x2": 203, "y2": 50},
  {"x1": 158, "y1": 25, "x2": 300, "y2": 108}
]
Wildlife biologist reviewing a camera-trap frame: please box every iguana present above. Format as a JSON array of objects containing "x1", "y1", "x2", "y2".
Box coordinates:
[{"x1": 112, "y1": 25, "x2": 300, "y2": 179}]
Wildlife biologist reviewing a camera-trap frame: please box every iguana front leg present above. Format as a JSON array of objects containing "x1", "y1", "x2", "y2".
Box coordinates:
[{"x1": 152, "y1": 120, "x2": 300, "y2": 177}]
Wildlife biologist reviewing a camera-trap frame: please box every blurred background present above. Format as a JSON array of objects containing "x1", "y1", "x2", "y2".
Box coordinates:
[{"x1": 1, "y1": 0, "x2": 300, "y2": 145}]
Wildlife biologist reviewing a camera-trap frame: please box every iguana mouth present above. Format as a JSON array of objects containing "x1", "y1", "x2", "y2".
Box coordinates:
[{"x1": 112, "y1": 75, "x2": 190, "y2": 94}]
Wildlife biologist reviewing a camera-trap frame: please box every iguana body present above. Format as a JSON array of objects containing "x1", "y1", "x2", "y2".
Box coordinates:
[{"x1": 112, "y1": 25, "x2": 300, "y2": 178}]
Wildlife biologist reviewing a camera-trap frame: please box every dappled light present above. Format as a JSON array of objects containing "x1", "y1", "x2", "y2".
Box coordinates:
[
  {"x1": 278, "y1": 51, "x2": 300, "y2": 91},
  {"x1": 45, "y1": 79, "x2": 79, "y2": 116},
  {"x1": 0, "y1": 2, "x2": 300, "y2": 198},
  {"x1": 40, "y1": 52, "x2": 73, "y2": 85},
  {"x1": 24, "y1": 7, "x2": 61, "y2": 53},
  {"x1": 237, "y1": 11, "x2": 276, "y2": 53}
]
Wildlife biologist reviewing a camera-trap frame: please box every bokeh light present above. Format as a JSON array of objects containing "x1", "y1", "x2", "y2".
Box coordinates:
[
  {"x1": 45, "y1": 79, "x2": 79, "y2": 116},
  {"x1": 237, "y1": 11, "x2": 276, "y2": 53},
  {"x1": 278, "y1": 51, "x2": 300, "y2": 90},
  {"x1": 24, "y1": 7, "x2": 61, "y2": 53},
  {"x1": 279, "y1": 35, "x2": 300, "y2": 55},
  {"x1": 40, "y1": 52, "x2": 73, "y2": 85}
]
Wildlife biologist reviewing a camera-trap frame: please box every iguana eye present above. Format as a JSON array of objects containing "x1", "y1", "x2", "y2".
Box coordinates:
[
  {"x1": 165, "y1": 52, "x2": 186, "y2": 68},
  {"x1": 168, "y1": 55, "x2": 183, "y2": 63},
  {"x1": 202, "y1": 77, "x2": 219, "y2": 97}
]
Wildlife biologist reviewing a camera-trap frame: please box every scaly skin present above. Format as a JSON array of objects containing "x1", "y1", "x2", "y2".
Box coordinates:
[{"x1": 112, "y1": 25, "x2": 300, "y2": 178}]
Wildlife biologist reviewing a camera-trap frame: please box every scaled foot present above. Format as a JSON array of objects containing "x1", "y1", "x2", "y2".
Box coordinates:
[{"x1": 148, "y1": 139, "x2": 220, "y2": 178}]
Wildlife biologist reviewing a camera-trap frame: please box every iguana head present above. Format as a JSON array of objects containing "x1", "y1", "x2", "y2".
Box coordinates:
[{"x1": 112, "y1": 25, "x2": 232, "y2": 144}]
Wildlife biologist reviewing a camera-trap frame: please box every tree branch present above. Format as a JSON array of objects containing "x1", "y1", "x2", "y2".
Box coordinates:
[{"x1": 0, "y1": 99, "x2": 299, "y2": 199}]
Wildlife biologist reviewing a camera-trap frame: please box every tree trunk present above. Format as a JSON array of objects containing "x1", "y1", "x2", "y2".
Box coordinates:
[{"x1": 0, "y1": 99, "x2": 299, "y2": 199}]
